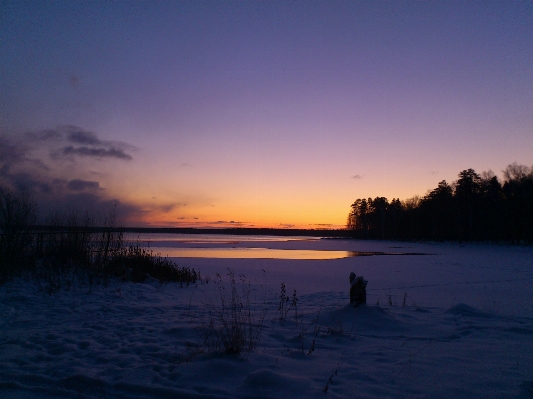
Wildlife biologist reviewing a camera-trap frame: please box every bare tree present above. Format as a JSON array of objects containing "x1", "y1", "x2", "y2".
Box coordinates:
[{"x1": 503, "y1": 163, "x2": 532, "y2": 182}]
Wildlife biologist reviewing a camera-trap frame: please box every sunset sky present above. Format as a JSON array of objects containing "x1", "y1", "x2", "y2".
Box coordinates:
[{"x1": 1, "y1": 1, "x2": 532, "y2": 228}]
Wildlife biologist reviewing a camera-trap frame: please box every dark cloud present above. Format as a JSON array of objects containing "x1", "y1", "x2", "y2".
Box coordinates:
[
  {"x1": 1, "y1": 134, "x2": 50, "y2": 173},
  {"x1": 68, "y1": 130, "x2": 102, "y2": 145},
  {"x1": 67, "y1": 179, "x2": 101, "y2": 191},
  {"x1": 62, "y1": 125, "x2": 135, "y2": 149},
  {"x1": 32, "y1": 189, "x2": 147, "y2": 226},
  {"x1": 0, "y1": 137, "x2": 49, "y2": 191},
  {"x1": 351, "y1": 175, "x2": 363, "y2": 180},
  {"x1": 61, "y1": 146, "x2": 133, "y2": 160},
  {"x1": 53, "y1": 126, "x2": 135, "y2": 160},
  {"x1": 155, "y1": 203, "x2": 186, "y2": 213},
  {"x1": 8, "y1": 172, "x2": 52, "y2": 194},
  {"x1": 24, "y1": 125, "x2": 136, "y2": 161},
  {"x1": 0, "y1": 136, "x2": 27, "y2": 168},
  {"x1": 37, "y1": 193, "x2": 141, "y2": 225},
  {"x1": 0, "y1": 127, "x2": 140, "y2": 225},
  {"x1": 279, "y1": 223, "x2": 295, "y2": 228}
]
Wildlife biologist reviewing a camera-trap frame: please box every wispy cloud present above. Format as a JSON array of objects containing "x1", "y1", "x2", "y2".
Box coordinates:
[
  {"x1": 211, "y1": 220, "x2": 251, "y2": 227},
  {"x1": 45, "y1": 125, "x2": 136, "y2": 161},
  {"x1": 23, "y1": 125, "x2": 135, "y2": 161},
  {"x1": 154, "y1": 203, "x2": 186, "y2": 213},
  {"x1": 61, "y1": 146, "x2": 132, "y2": 160},
  {"x1": 351, "y1": 174, "x2": 363, "y2": 180},
  {"x1": 67, "y1": 179, "x2": 101, "y2": 191}
]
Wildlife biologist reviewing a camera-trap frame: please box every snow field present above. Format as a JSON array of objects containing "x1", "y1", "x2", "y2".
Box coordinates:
[{"x1": 1, "y1": 240, "x2": 533, "y2": 398}]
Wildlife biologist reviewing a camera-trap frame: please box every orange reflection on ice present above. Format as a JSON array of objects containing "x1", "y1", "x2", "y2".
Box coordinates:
[{"x1": 150, "y1": 247, "x2": 351, "y2": 260}]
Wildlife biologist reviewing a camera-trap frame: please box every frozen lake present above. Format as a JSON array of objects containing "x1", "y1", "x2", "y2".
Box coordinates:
[
  {"x1": 128, "y1": 234, "x2": 533, "y2": 316},
  {"x1": 125, "y1": 233, "x2": 430, "y2": 259}
]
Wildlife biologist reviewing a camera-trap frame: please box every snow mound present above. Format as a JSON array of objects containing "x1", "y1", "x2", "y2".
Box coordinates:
[
  {"x1": 320, "y1": 304, "x2": 403, "y2": 334},
  {"x1": 445, "y1": 303, "x2": 494, "y2": 318}
]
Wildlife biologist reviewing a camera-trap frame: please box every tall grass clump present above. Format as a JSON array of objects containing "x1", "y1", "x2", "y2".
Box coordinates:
[
  {"x1": 278, "y1": 282, "x2": 298, "y2": 323},
  {"x1": 0, "y1": 185, "x2": 197, "y2": 290},
  {"x1": 0, "y1": 187, "x2": 37, "y2": 282},
  {"x1": 203, "y1": 269, "x2": 265, "y2": 356},
  {"x1": 35, "y1": 222, "x2": 198, "y2": 292},
  {"x1": 111, "y1": 244, "x2": 199, "y2": 285},
  {"x1": 34, "y1": 211, "x2": 123, "y2": 292}
]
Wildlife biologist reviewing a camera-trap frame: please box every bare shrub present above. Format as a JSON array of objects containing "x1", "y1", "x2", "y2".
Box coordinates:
[
  {"x1": 202, "y1": 269, "x2": 264, "y2": 356},
  {"x1": 278, "y1": 282, "x2": 298, "y2": 322}
]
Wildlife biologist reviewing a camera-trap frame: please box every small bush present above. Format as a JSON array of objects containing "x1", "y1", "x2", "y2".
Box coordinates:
[{"x1": 111, "y1": 244, "x2": 198, "y2": 285}]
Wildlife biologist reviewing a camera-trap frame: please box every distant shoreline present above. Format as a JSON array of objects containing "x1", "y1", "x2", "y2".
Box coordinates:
[
  {"x1": 120, "y1": 227, "x2": 350, "y2": 238},
  {"x1": 25, "y1": 226, "x2": 351, "y2": 238}
]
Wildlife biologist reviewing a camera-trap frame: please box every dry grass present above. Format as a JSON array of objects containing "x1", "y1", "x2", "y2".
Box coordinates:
[{"x1": 202, "y1": 269, "x2": 265, "y2": 356}]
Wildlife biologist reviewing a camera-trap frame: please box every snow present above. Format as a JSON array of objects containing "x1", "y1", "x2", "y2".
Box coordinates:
[{"x1": 1, "y1": 238, "x2": 533, "y2": 398}]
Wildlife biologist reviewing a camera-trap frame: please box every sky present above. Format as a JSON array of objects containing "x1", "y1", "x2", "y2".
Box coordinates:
[{"x1": 1, "y1": 1, "x2": 532, "y2": 229}]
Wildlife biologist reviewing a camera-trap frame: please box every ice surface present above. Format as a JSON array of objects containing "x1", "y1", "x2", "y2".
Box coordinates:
[{"x1": 1, "y1": 240, "x2": 532, "y2": 398}]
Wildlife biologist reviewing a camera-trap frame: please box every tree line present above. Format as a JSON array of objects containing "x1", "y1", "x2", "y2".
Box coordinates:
[{"x1": 347, "y1": 163, "x2": 533, "y2": 243}]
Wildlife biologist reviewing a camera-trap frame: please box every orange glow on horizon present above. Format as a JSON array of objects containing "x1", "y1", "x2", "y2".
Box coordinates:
[{"x1": 121, "y1": 206, "x2": 347, "y2": 229}]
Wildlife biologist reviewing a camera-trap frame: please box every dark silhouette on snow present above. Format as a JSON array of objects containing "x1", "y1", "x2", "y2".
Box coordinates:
[{"x1": 349, "y1": 272, "x2": 367, "y2": 306}]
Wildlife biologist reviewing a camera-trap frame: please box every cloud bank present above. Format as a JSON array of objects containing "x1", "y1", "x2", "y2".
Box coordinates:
[{"x1": 0, "y1": 126, "x2": 139, "y2": 224}]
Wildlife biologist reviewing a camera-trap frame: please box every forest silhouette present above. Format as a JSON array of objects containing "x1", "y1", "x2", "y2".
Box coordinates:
[{"x1": 347, "y1": 163, "x2": 533, "y2": 243}]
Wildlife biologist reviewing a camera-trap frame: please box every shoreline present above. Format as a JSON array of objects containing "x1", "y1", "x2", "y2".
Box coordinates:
[{"x1": 26, "y1": 226, "x2": 351, "y2": 238}]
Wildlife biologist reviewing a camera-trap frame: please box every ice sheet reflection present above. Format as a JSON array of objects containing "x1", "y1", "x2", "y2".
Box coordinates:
[{"x1": 150, "y1": 247, "x2": 429, "y2": 260}]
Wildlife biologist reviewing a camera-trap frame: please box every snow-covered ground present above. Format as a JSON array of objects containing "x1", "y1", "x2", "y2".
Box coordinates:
[{"x1": 1, "y1": 239, "x2": 533, "y2": 398}]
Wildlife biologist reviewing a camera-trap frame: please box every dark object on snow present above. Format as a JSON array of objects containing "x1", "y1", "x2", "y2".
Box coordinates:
[{"x1": 349, "y1": 272, "x2": 367, "y2": 306}]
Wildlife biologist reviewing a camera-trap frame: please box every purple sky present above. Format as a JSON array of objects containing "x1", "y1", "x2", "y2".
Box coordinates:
[{"x1": 1, "y1": 1, "x2": 532, "y2": 228}]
